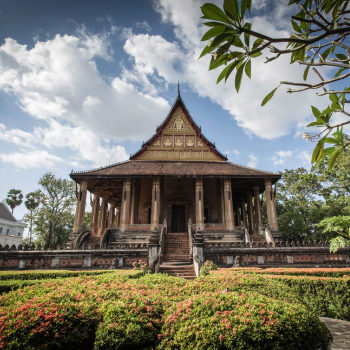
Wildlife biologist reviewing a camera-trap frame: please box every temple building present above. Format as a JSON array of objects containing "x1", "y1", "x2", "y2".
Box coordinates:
[{"x1": 69, "y1": 89, "x2": 282, "y2": 273}]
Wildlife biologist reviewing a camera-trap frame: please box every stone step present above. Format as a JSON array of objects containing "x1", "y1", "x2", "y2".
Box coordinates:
[
  {"x1": 159, "y1": 264, "x2": 196, "y2": 280},
  {"x1": 250, "y1": 234, "x2": 267, "y2": 243}
]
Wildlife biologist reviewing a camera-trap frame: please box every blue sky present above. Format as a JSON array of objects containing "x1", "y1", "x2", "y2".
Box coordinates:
[{"x1": 0, "y1": 0, "x2": 341, "y2": 224}]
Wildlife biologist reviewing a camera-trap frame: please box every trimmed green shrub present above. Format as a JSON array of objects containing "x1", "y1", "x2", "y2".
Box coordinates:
[
  {"x1": 0, "y1": 270, "x2": 111, "y2": 281},
  {"x1": 158, "y1": 291, "x2": 331, "y2": 350},
  {"x1": 200, "y1": 260, "x2": 218, "y2": 277},
  {"x1": 94, "y1": 299, "x2": 162, "y2": 350}
]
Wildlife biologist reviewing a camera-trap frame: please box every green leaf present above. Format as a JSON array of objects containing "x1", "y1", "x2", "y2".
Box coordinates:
[
  {"x1": 243, "y1": 22, "x2": 251, "y2": 47},
  {"x1": 235, "y1": 61, "x2": 246, "y2": 92},
  {"x1": 321, "y1": 46, "x2": 333, "y2": 61},
  {"x1": 328, "y1": 149, "x2": 341, "y2": 171},
  {"x1": 241, "y1": 0, "x2": 247, "y2": 17},
  {"x1": 311, "y1": 106, "x2": 321, "y2": 118},
  {"x1": 246, "y1": 0, "x2": 252, "y2": 12},
  {"x1": 311, "y1": 137, "x2": 325, "y2": 164},
  {"x1": 201, "y1": 26, "x2": 229, "y2": 41},
  {"x1": 335, "y1": 68, "x2": 346, "y2": 78},
  {"x1": 216, "y1": 61, "x2": 236, "y2": 84},
  {"x1": 203, "y1": 21, "x2": 227, "y2": 27},
  {"x1": 223, "y1": 0, "x2": 239, "y2": 22},
  {"x1": 201, "y1": 3, "x2": 233, "y2": 25},
  {"x1": 321, "y1": 147, "x2": 336, "y2": 158},
  {"x1": 199, "y1": 45, "x2": 211, "y2": 59},
  {"x1": 209, "y1": 54, "x2": 227, "y2": 70},
  {"x1": 245, "y1": 59, "x2": 251, "y2": 78},
  {"x1": 210, "y1": 33, "x2": 233, "y2": 49},
  {"x1": 232, "y1": 36, "x2": 244, "y2": 48},
  {"x1": 307, "y1": 121, "x2": 325, "y2": 127},
  {"x1": 335, "y1": 53, "x2": 348, "y2": 61},
  {"x1": 303, "y1": 65, "x2": 310, "y2": 81},
  {"x1": 250, "y1": 51, "x2": 262, "y2": 58},
  {"x1": 261, "y1": 85, "x2": 279, "y2": 106},
  {"x1": 225, "y1": 59, "x2": 242, "y2": 82},
  {"x1": 325, "y1": 137, "x2": 339, "y2": 144},
  {"x1": 329, "y1": 93, "x2": 338, "y2": 103},
  {"x1": 291, "y1": 20, "x2": 302, "y2": 33},
  {"x1": 252, "y1": 37, "x2": 263, "y2": 50}
]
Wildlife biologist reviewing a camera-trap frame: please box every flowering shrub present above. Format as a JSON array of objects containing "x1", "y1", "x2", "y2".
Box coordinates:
[
  {"x1": 200, "y1": 260, "x2": 218, "y2": 277},
  {"x1": 158, "y1": 291, "x2": 331, "y2": 350},
  {"x1": 133, "y1": 260, "x2": 151, "y2": 276},
  {"x1": 236, "y1": 267, "x2": 350, "y2": 278},
  {"x1": 0, "y1": 270, "x2": 111, "y2": 281},
  {"x1": 0, "y1": 270, "x2": 338, "y2": 349}
]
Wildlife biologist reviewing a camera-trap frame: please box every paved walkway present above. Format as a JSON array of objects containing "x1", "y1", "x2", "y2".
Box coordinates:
[{"x1": 319, "y1": 317, "x2": 350, "y2": 349}]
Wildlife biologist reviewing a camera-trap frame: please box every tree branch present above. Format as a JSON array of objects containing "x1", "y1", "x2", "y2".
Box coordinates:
[
  {"x1": 297, "y1": 60, "x2": 350, "y2": 69},
  {"x1": 317, "y1": 90, "x2": 350, "y2": 96}
]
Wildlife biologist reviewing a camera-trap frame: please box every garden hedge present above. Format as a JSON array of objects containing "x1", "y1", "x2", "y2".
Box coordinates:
[
  {"x1": 0, "y1": 271, "x2": 333, "y2": 350},
  {"x1": 0, "y1": 270, "x2": 112, "y2": 281}
]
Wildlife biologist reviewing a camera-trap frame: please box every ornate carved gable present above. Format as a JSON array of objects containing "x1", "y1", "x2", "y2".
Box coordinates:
[{"x1": 132, "y1": 98, "x2": 226, "y2": 162}]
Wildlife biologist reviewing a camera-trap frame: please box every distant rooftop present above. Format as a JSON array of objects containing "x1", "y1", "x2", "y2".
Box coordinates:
[{"x1": 0, "y1": 200, "x2": 17, "y2": 222}]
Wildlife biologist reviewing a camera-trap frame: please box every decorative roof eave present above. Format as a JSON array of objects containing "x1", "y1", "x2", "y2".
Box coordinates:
[
  {"x1": 69, "y1": 160, "x2": 281, "y2": 181},
  {"x1": 129, "y1": 95, "x2": 228, "y2": 161}
]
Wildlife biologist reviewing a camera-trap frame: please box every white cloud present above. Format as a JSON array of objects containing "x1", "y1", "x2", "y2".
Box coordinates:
[
  {"x1": 0, "y1": 121, "x2": 129, "y2": 168},
  {"x1": 0, "y1": 150, "x2": 63, "y2": 170},
  {"x1": 271, "y1": 150, "x2": 293, "y2": 166},
  {"x1": 247, "y1": 153, "x2": 258, "y2": 168},
  {"x1": 0, "y1": 28, "x2": 170, "y2": 142},
  {"x1": 122, "y1": 0, "x2": 329, "y2": 140},
  {"x1": 296, "y1": 150, "x2": 311, "y2": 164},
  {"x1": 136, "y1": 21, "x2": 152, "y2": 32}
]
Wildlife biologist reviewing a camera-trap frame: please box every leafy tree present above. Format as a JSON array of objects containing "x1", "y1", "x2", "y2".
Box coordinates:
[
  {"x1": 199, "y1": 0, "x2": 350, "y2": 169},
  {"x1": 24, "y1": 191, "x2": 40, "y2": 246},
  {"x1": 317, "y1": 216, "x2": 350, "y2": 252},
  {"x1": 261, "y1": 151, "x2": 350, "y2": 243},
  {"x1": 24, "y1": 173, "x2": 76, "y2": 246},
  {"x1": 6, "y1": 189, "x2": 23, "y2": 214},
  {"x1": 83, "y1": 212, "x2": 92, "y2": 228}
]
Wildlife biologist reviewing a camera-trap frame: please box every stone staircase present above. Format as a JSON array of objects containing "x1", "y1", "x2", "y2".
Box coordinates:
[
  {"x1": 159, "y1": 263, "x2": 196, "y2": 280},
  {"x1": 162, "y1": 232, "x2": 191, "y2": 263},
  {"x1": 160, "y1": 232, "x2": 196, "y2": 280},
  {"x1": 250, "y1": 234, "x2": 267, "y2": 244}
]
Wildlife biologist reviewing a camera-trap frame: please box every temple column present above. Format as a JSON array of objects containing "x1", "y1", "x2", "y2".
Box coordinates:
[
  {"x1": 246, "y1": 191, "x2": 254, "y2": 234},
  {"x1": 254, "y1": 186, "x2": 264, "y2": 234},
  {"x1": 108, "y1": 201, "x2": 116, "y2": 228},
  {"x1": 265, "y1": 179, "x2": 278, "y2": 232},
  {"x1": 241, "y1": 197, "x2": 247, "y2": 228},
  {"x1": 114, "y1": 205, "x2": 121, "y2": 227},
  {"x1": 120, "y1": 179, "x2": 132, "y2": 232},
  {"x1": 90, "y1": 189, "x2": 101, "y2": 236},
  {"x1": 98, "y1": 195, "x2": 109, "y2": 237},
  {"x1": 151, "y1": 177, "x2": 161, "y2": 230},
  {"x1": 235, "y1": 204, "x2": 240, "y2": 227},
  {"x1": 73, "y1": 179, "x2": 88, "y2": 234},
  {"x1": 223, "y1": 178, "x2": 234, "y2": 231},
  {"x1": 195, "y1": 178, "x2": 205, "y2": 231}
]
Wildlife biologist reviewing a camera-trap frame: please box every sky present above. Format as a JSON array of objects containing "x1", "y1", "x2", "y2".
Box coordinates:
[{"x1": 0, "y1": 0, "x2": 343, "y2": 225}]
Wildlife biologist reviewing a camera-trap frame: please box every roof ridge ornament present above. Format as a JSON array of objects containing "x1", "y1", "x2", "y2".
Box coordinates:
[{"x1": 178, "y1": 81, "x2": 180, "y2": 98}]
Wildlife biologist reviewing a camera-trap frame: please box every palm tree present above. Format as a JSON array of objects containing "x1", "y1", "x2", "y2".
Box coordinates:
[
  {"x1": 24, "y1": 191, "x2": 41, "y2": 246},
  {"x1": 6, "y1": 189, "x2": 23, "y2": 214}
]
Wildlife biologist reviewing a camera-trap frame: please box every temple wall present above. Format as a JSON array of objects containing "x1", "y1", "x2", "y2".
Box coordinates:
[{"x1": 0, "y1": 243, "x2": 349, "y2": 270}]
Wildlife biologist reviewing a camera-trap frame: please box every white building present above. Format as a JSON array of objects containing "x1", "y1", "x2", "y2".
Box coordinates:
[{"x1": 0, "y1": 200, "x2": 27, "y2": 247}]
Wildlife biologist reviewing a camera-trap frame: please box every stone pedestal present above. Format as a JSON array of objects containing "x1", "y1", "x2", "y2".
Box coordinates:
[{"x1": 193, "y1": 231, "x2": 204, "y2": 277}]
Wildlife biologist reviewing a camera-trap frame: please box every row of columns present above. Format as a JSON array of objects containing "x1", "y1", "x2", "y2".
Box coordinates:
[{"x1": 73, "y1": 177, "x2": 279, "y2": 235}]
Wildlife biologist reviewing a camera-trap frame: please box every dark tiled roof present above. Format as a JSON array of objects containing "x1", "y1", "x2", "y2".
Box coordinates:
[
  {"x1": 70, "y1": 160, "x2": 280, "y2": 178},
  {"x1": 0, "y1": 202, "x2": 17, "y2": 222}
]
